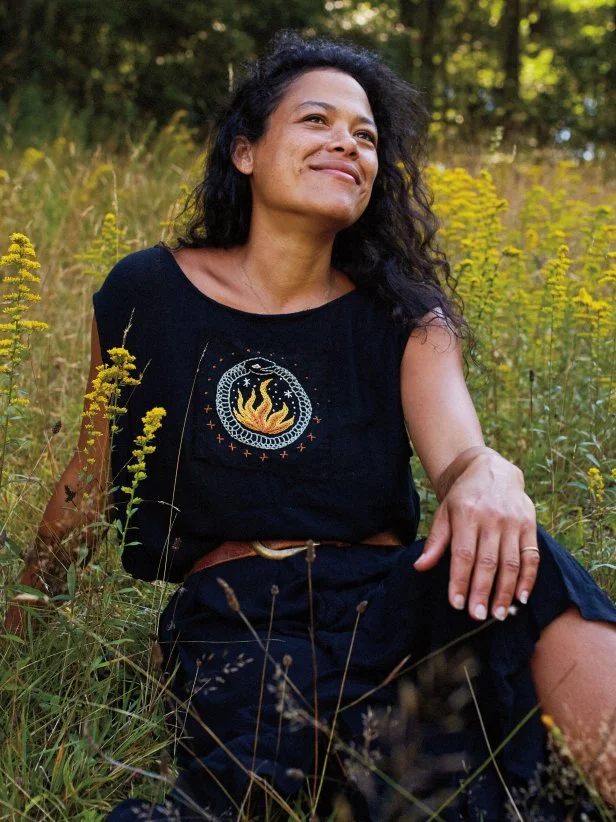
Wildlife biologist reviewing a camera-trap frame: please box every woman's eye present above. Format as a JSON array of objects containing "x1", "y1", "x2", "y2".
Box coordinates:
[
  {"x1": 357, "y1": 131, "x2": 377, "y2": 144},
  {"x1": 303, "y1": 116, "x2": 376, "y2": 145}
]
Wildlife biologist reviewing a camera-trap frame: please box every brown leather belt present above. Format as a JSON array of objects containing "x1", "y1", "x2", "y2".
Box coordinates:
[{"x1": 185, "y1": 529, "x2": 401, "y2": 579}]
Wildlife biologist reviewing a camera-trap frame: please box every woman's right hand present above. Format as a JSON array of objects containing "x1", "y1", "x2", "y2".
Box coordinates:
[{"x1": 3, "y1": 562, "x2": 53, "y2": 638}]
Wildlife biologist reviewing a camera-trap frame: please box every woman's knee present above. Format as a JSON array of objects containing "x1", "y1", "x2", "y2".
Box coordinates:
[{"x1": 531, "y1": 606, "x2": 616, "y2": 803}]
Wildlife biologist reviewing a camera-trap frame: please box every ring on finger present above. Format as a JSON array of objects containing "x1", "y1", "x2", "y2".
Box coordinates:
[{"x1": 520, "y1": 546, "x2": 540, "y2": 554}]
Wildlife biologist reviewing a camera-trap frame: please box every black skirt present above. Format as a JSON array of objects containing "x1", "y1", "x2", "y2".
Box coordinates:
[{"x1": 107, "y1": 524, "x2": 616, "y2": 821}]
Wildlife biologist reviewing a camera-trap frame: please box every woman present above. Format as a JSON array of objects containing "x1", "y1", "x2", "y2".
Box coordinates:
[{"x1": 6, "y1": 33, "x2": 616, "y2": 821}]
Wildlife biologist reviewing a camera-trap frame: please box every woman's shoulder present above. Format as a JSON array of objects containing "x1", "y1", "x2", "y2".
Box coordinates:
[
  {"x1": 93, "y1": 244, "x2": 181, "y2": 312},
  {"x1": 99, "y1": 243, "x2": 166, "y2": 286}
]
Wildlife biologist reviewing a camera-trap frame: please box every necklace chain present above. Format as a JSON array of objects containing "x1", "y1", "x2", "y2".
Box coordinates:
[{"x1": 239, "y1": 256, "x2": 333, "y2": 314}]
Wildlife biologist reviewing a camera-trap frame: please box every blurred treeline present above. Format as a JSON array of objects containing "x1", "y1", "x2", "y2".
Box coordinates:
[{"x1": 0, "y1": 0, "x2": 614, "y2": 152}]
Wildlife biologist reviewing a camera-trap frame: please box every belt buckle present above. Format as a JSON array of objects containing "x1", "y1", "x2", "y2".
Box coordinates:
[{"x1": 250, "y1": 539, "x2": 320, "y2": 559}]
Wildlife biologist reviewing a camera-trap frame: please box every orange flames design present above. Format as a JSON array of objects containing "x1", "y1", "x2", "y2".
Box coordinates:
[{"x1": 233, "y1": 378, "x2": 295, "y2": 435}]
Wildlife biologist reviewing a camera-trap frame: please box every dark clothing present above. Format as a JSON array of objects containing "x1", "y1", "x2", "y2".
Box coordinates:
[
  {"x1": 107, "y1": 529, "x2": 616, "y2": 821},
  {"x1": 93, "y1": 244, "x2": 420, "y2": 583},
  {"x1": 99, "y1": 247, "x2": 616, "y2": 820}
]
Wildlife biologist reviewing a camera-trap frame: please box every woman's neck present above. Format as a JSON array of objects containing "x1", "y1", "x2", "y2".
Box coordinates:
[{"x1": 238, "y1": 211, "x2": 339, "y2": 312}]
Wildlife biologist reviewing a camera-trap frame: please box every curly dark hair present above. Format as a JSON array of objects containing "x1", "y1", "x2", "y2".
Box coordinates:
[{"x1": 175, "y1": 31, "x2": 468, "y2": 338}]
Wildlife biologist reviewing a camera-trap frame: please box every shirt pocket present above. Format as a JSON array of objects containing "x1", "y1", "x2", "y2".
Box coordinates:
[{"x1": 190, "y1": 328, "x2": 333, "y2": 480}]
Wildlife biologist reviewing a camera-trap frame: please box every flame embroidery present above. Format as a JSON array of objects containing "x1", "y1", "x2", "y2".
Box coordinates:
[{"x1": 233, "y1": 378, "x2": 295, "y2": 435}]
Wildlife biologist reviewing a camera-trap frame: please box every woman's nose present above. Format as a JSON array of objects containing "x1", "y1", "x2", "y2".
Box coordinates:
[{"x1": 328, "y1": 130, "x2": 358, "y2": 156}]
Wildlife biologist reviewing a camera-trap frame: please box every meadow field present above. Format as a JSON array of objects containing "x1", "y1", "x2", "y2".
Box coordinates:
[{"x1": 0, "y1": 123, "x2": 615, "y2": 820}]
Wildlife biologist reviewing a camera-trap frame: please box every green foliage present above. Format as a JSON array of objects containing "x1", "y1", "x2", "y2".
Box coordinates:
[{"x1": 1, "y1": 0, "x2": 615, "y2": 149}]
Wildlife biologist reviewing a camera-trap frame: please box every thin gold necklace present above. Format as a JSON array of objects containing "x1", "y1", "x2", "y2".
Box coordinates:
[{"x1": 239, "y1": 256, "x2": 333, "y2": 314}]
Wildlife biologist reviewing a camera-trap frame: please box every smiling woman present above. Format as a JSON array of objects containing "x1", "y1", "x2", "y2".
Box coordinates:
[{"x1": 6, "y1": 31, "x2": 616, "y2": 822}]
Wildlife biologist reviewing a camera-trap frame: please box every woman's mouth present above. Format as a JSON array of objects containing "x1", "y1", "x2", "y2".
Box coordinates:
[{"x1": 309, "y1": 164, "x2": 360, "y2": 185}]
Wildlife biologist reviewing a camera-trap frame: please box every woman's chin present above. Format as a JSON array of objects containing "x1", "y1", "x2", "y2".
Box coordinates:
[{"x1": 301, "y1": 197, "x2": 365, "y2": 229}]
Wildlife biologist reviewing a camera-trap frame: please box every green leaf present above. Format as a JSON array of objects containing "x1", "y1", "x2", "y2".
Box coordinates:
[{"x1": 67, "y1": 563, "x2": 76, "y2": 600}]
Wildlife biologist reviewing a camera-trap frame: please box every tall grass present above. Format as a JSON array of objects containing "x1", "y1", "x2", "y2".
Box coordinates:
[{"x1": 0, "y1": 124, "x2": 614, "y2": 819}]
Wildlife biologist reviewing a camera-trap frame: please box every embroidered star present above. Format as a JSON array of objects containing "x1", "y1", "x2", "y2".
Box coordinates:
[
  {"x1": 216, "y1": 434, "x2": 224, "y2": 444},
  {"x1": 206, "y1": 420, "x2": 216, "y2": 429},
  {"x1": 204, "y1": 405, "x2": 213, "y2": 413},
  {"x1": 228, "y1": 442, "x2": 237, "y2": 451},
  {"x1": 280, "y1": 450, "x2": 288, "y2": 459},
  {"x1": 284, "y1": 390, "x2": 292, "y2": 397},
  {"x1": 307, "y1": 433, "x2": 316, "y2": 441},
  {"x1": 313, "y1": 416, "x2": 322, "y2": 423},
  {"x1": 259, "y1": 453, "x2": 269, "y2": 462},
  {"x1": 243, "y1": 378, "x2": 250, "y2": 386},
  {"x1": 296, "y1": 443, "x2": 306, "y2": 452},
  {"x1": 243, "y1": 449, "x2": 252, "y2": 458}
]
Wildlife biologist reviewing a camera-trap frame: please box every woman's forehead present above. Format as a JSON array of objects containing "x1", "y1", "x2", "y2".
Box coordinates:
[{"x1": 278, "y1": 68, "x2": 374, "y2": 120}]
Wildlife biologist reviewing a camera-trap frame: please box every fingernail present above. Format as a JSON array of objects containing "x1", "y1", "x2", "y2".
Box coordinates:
[
  {"x1": 414, "y1": 555, "x2": 426, "y2": 567},
  {"x1": 520, "y1": 590, "x2": 529, "y2": 604},
  {"x1": 494, "y1": 606, "x2": 507, "y2": 621},
  {"x1": 453, "y1": 594, "x2": 465, "y2": 610},
  {"x1": 474, "y1": 604, "x2": 487, "y2": 620}
]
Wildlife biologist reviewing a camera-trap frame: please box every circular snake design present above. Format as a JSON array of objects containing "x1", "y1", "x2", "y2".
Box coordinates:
[{"x1": 216, "y1": 357, "x2": 312, "y2": 449}]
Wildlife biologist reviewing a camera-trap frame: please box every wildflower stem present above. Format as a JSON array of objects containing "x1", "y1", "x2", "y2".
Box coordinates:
[
  {"x1": 312, "y1": 600, "x2": 366, "y2": 814},
  {"x1": 244, "y1": 584, "x2": 278, "y2": 818},
  {"x1": 464, "y1": 665, "x2": 524, "y2": 821}
]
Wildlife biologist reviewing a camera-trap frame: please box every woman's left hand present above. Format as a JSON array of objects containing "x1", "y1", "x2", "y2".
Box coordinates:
[{"x1": 413, "y1": 451, "x2": 539, "y2": 621}]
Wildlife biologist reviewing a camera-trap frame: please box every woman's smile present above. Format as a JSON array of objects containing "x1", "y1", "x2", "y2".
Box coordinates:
[{"x1": 309, "y1": 162, "x2": 361, "y2": 185}]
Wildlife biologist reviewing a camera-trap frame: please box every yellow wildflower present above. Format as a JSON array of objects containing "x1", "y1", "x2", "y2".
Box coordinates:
[
  {"x1": 541, "y1": 714, "x2": 555, "y2": 731},
  {"x1": 75, "y1": 212, "x2": 131, "y2": 283},
  {"x1": 82, "y1": 346, "x2": 142, "y2": 465},
  {"x1": 587, "y1": 467, "x2": 605, "y2": 504},
  {"x1": 120, "y1": 408, "x2": 167, "y2": 520},
  {"x1": 0, "y1": 232, "x2": 48, "y2": 383},
  {"x1": 0, "y1": 232, "x2": 48, "y2": 488},
  {"x1": 20, "y1": 147, "x2": 45, "y2": 174}
]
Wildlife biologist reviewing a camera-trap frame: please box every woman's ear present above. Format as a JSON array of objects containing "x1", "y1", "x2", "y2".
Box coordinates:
[{"x1": 231, "y1": 136, "x2": 254, "y2": 175}]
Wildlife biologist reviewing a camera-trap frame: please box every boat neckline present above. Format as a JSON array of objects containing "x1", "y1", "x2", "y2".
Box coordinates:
[{"x1": 158, "y1": 243, "x2": 360, "y2": 320}]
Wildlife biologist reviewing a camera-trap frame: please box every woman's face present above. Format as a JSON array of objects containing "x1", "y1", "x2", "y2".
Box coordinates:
[{"x1": 234, "y1": 68, "x2": 379, "y2": 231}]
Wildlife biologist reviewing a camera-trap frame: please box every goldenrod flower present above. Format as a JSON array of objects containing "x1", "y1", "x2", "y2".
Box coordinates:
[
  {"x1": 120, "y1": 407, "x2": 166, "y2": 535},
  {"x1": 541, "y1": 714, "x2": 555, "y2": 730},
  {"x1": 75, "y1": 212, "x2": 131, "y2": 282},
  {"x1": 0, "y1": 233, "x2": 48, "y2": 396},
  {"x1": 82, "y1": 346, "x2": 142, "y2": 465},
  {"x1": 0, "y1": 232, "x2": 48, "y2": 488},
  {"x1": 20, "y1": 147, "x2": 45, "y2": 174},
  {"x1": 587, "y1": 467, "x2": 605, "y2": 504}
]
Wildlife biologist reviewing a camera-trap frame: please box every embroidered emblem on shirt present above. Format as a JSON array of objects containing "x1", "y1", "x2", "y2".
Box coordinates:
[{"x1": 216, "y1": 357, "x2": 312, "y2": 449}]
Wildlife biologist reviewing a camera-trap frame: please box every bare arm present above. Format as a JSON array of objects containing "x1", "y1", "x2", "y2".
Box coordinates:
[
  {"x1": 400, "y1": 320, "x2": 490, "y2": 499},
  {"x1": 401, "y1": 316, "x2": 538, "y2": 621},
  {"x1": 5, "y1": 315, "x2": 112, "y2": 631}
]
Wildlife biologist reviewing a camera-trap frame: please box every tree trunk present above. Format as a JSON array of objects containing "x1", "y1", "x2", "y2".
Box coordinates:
[
  {"x1": 501, "y1": 0, "x2": 521, "y2": 138},
  {"x1": 399, "y1": 0, "x2": 417, "y2": 28},
  {"x1": 398, "y1": 0, "x2": 446, "y2": 110}
]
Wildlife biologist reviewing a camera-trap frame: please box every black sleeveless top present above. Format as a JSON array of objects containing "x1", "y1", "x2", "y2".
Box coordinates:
[{"x1": 92, "y1": 244, "x2": 421, "y2": 582}]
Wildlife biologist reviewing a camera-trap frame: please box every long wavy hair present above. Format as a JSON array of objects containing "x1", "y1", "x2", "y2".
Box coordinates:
[{"x1": 175, "y1": 31, "x2": 468, "y2": 338}]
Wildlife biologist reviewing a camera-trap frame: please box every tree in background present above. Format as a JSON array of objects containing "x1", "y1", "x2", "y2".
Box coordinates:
[{"x1": 0, "y1": 0, "x2": 613, "y2": 150}]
